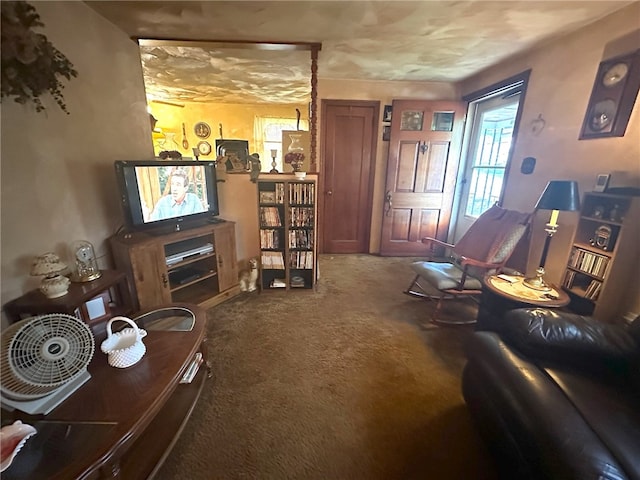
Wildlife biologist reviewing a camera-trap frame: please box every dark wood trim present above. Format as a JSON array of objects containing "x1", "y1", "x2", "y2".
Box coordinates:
[
  {"x1": 462, "y1": 69, "x2": 531, "y2": 102},
  {"x1": 310, "y1": 46, "x2": 319, "y2": 171},
  {"x1": 136, "y1": 39, "x2": 322, "y2": 51}
]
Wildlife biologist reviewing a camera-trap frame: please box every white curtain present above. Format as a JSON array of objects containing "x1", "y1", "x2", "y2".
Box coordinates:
[{"x1": 254, "y1": 116, "x2": 309, "y2": 172}]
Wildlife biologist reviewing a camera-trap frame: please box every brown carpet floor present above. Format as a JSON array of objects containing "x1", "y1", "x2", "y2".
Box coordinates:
[{"x1": 157, "y1": 254, "x2": 498, "y2": 479}]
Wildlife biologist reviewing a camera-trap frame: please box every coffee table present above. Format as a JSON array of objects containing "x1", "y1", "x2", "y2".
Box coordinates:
[
  {"x1": 477, "y1": 274, "x2": 570, "y2": 331},
  {"x1": 1, "y1": 303, "x2": 208, "y2": 480}
]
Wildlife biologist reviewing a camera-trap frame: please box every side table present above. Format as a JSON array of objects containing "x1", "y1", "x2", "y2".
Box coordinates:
[
  {"x1": 3, "y1": 270, "x2": 133, "y2": 336},
  {"x1": 477, "y1": 274, "x2": 570, "y2": 331}
]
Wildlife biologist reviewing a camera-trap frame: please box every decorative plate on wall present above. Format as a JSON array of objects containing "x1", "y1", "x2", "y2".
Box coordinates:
[{"x1": 194, "y1": 122, "x2": 211, "y2": 139}]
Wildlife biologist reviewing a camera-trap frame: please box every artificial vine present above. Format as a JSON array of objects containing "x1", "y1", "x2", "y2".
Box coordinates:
[{"x1": 1, "y1": 1, "x2": 77, "y2": 113}]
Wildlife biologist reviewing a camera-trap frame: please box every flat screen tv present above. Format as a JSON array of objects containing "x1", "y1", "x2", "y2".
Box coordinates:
[{"x1": 115, "y1": 160, "x2": 220, "y2": 232}]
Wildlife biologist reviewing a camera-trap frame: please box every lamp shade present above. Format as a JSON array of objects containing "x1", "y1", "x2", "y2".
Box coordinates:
[
  {"x1": 535, "y1": 180, "x2": 581, "y2": 212},
  {"x1": 30, "y1": 252, "x2": 68, "y2": 277}
]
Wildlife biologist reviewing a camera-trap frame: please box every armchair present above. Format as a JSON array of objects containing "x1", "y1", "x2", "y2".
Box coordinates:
[{"x1": 405, "y1": 204, "x2": 531, "y2": 324}]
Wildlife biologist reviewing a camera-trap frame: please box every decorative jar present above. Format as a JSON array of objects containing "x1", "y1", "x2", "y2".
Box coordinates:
[{"x1": 285, "y1": 133, "x2": 305, "y2": 172}]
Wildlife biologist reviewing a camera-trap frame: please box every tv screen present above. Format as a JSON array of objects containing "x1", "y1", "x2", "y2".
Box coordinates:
[{"x1": 115, "y1": 160, "x2": 220, "y2": 231}]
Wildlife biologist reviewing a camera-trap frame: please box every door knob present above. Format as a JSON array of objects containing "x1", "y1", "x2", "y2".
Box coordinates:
[
  {"x1": 326, "y1": 190, "x2": 333, "y2": 196},
  {"x1": 385, "y1": 190, "x2": 393, "y2": 216}
]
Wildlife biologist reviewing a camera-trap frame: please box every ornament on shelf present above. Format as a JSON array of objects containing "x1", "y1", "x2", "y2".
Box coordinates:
[{"x1": 284, "y1": 133, "x2": 305, "y2": 173}]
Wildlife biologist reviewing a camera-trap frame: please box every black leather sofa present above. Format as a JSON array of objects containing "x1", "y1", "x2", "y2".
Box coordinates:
[{"x1": 462, "y1": 308, "x2": 640, "y2": 480}]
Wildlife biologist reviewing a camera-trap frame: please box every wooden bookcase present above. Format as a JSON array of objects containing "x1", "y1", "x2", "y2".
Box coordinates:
[
  {"x1": 562, "y1": 192, "x2": 640, "y2": 320},
  {"x1": 257, "y1": 174, "x2": 317, "y2": 291},
  {"x1": 110, "y1": 221, "x2": 240, "y2": 310}
]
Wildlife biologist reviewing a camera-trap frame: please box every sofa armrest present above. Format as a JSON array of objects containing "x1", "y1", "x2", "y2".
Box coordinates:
[{"x1": 499, "y1": 308, "x2": 639, "y2": 373}]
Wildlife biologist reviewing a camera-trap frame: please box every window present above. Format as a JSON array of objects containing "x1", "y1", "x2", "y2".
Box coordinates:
[
  {"x1": 464, "y1": 97, "x2": 519, "y2": 217},
  {"x1": 254, "y1": 116, "x2": 308, "y2": 172},
  {"x1": 451, "y1": 71, "x2": 529, "y2": 243}
]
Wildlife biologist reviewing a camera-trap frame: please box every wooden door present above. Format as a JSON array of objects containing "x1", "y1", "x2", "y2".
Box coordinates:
[
  {"x1": 321, "y1": 100, "x2": 379, "y2": 253},
  {"x1": 380, "y1": 100, "x2": 465, "y2": 256}
]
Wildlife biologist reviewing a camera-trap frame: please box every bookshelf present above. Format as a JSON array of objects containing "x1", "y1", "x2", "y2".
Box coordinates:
[
  {"x1": 562, "y1": 192, "x2": 640, "y2": 320},
  {"x1": 257, "y1": 174, "x2": 317, "y2": 290}
]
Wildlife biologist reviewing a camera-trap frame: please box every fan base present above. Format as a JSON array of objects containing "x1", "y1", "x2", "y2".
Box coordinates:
[{"x1": 1, "y1": 370, "x2": 91, "y2": 415}]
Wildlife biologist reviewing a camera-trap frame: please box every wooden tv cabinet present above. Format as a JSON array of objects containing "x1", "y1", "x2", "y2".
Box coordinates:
[
  {"x1": 1, "y1": 304, "x2": 208, "y2": 480},
  {"x1": 110, "y1": 221, "x2": 240, "y2": 311}
]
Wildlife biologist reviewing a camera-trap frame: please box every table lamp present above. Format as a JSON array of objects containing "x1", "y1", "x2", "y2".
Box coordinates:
[
  {"x1": 524, "y1": 180, "x2": 580, "y2": 291},
  {"x1": 30, "y1": 252, "x2": 70, "y2": 298}
]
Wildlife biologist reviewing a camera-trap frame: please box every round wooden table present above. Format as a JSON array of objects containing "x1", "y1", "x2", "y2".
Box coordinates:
[{"x1": 477, "y1": 274, "x2": 570, "y2": 330}]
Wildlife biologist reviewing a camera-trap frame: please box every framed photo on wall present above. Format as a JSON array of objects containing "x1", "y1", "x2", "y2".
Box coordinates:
[
  {"x1": 216, "y1": 139, "x2": 250, "y2": 173},
  {"x1": 593, "y1": 173, "x2": 610, "y2": 192},
  {"x1": 382, "y1": 125, "x2": 391, "y2": 141},
  {"x1": 383, "y1": 105, "x2": 392, "y2": 123}
]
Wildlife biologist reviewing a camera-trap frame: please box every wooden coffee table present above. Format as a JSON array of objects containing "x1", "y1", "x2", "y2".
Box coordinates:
[
  {"x1": 1, "y1": 303, "x2": 208, "y2": 480},
  {"x1": 477, "y1": 274, "x2": 570, "y2": 331}
]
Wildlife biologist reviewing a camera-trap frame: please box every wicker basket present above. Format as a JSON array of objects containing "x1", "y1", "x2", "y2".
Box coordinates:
[{"x1": 101, "y1": 317, "x2": 147, "y2": 368}]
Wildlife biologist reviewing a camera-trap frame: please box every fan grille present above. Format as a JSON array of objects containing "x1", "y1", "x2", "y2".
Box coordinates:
[{"x1": 1, "y1": 314, "x2": 94, "y2": 399}]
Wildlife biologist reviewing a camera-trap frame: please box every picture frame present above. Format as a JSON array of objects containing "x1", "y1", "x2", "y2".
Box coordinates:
[
  {"x1": 383, "y1": 105, "x2": 393, "y2": 123},
  {"x1": 216, "y1": 139, "x2": 250, "y2": 173},
  {"x1": 259, "y1": 191, "x2": 276, "y2": 203},
  {"x1": 593, "y1": 173, "x2": 610, "y2": 192},
  {"x1": 282, "y1": 130, "x2": 311, "y2": 172},
  {"x1": 382, "y1": 125, "x2": 391, "y2": 141}
]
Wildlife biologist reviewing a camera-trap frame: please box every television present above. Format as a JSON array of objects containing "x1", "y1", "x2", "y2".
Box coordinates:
[{"x1": 115, "y1": 160, "x2": 220, "y2": 232}]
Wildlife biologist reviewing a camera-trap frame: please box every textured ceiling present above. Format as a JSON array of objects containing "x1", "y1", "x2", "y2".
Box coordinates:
[{"x1": 87, "y1": 1, "x2": 634, "y2": 104}]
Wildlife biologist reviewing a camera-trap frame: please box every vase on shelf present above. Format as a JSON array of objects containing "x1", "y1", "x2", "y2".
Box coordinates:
[
  {"x1": 285, "y1": 133, "x2": 305, "y2": 173},
  {"x1": 157, "y1": 132, "x2": 181, "y2": 159}
]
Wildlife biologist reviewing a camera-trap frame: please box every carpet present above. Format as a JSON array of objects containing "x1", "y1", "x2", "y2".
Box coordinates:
[{"x1": 157, "y1": 254, "x2": 497, "y2": 479}]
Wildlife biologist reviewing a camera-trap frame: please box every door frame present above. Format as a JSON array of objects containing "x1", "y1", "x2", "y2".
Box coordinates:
[
  {"x1": 318, "y1": 99, "x2": 379, "y2": 253},
  {"x1": 450, "y1": 70, "x2": 531, "y2": 241}
]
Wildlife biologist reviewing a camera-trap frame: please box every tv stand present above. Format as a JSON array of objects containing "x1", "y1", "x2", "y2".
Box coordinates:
[{"x1": 110, "y1": 222, "x2": 240, "y2": 310}]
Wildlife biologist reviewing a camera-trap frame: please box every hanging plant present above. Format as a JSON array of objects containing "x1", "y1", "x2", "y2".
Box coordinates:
[{"x1": 1, "y1": 1, "x2": 77, "y2": 113}]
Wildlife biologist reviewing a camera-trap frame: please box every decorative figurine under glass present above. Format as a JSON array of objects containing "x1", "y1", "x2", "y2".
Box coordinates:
[
  {"x1": 30, "y1": 252, "x2": 70, "y2": 298},
  {"x1": 284, "y1": 133, "x2": 305, "y2": 173},
  {"x1": 70, "y1": 240, "x2": 101, "y2": 282}
]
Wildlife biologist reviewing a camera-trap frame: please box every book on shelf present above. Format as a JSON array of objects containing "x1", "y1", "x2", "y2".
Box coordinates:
[
  {"x1": 583, "y1": 279, "x2": 602, "y2": 300},
  {"x1": 261, "y1": 251, "x2": 285, "y2": 269},
  {"x1": 260, "y1": 229, "x2": 280, "y2": 249},
  {"x1": 570, "y1": 246, "x2": 609, "y2": 278},
  {"x1": 259, "y1": 207, "x2": 282, "y2": 227}
]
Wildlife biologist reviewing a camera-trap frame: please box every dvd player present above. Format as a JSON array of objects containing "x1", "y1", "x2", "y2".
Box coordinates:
[{"x1": 166, "y1": 243, "x2": 214, "y2": 266}]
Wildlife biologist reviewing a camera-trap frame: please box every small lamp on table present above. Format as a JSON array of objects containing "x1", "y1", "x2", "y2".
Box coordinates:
[{"x1": 524, "y1": 180, "x2": 581, "y2": 291}]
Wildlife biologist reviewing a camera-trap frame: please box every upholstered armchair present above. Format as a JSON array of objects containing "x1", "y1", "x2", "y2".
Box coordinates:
[{"x1": 405, "y1": 205, "x2": 531, "y2": 324}]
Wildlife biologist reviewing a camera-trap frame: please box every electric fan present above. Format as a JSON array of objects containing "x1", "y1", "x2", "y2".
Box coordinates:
[{"x1": 0, "y1": 314, "x2": 95, "y2": 415}]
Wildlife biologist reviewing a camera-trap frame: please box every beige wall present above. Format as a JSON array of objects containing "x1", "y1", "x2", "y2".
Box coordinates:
[
  {"x1": 460, "y1": 3, "x2": 640, "y2": 314},
  {"x1": 1, "y1": 2, "x2": 152, "y2": 322},
  {"x1": 318, "y1": 79, "x2": 459, "y2": 252}
]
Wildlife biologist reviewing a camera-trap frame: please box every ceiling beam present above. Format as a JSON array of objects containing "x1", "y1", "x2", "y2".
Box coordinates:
[{"x1": 137, "y1": 38, "x2": 322, "y2": 52}]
